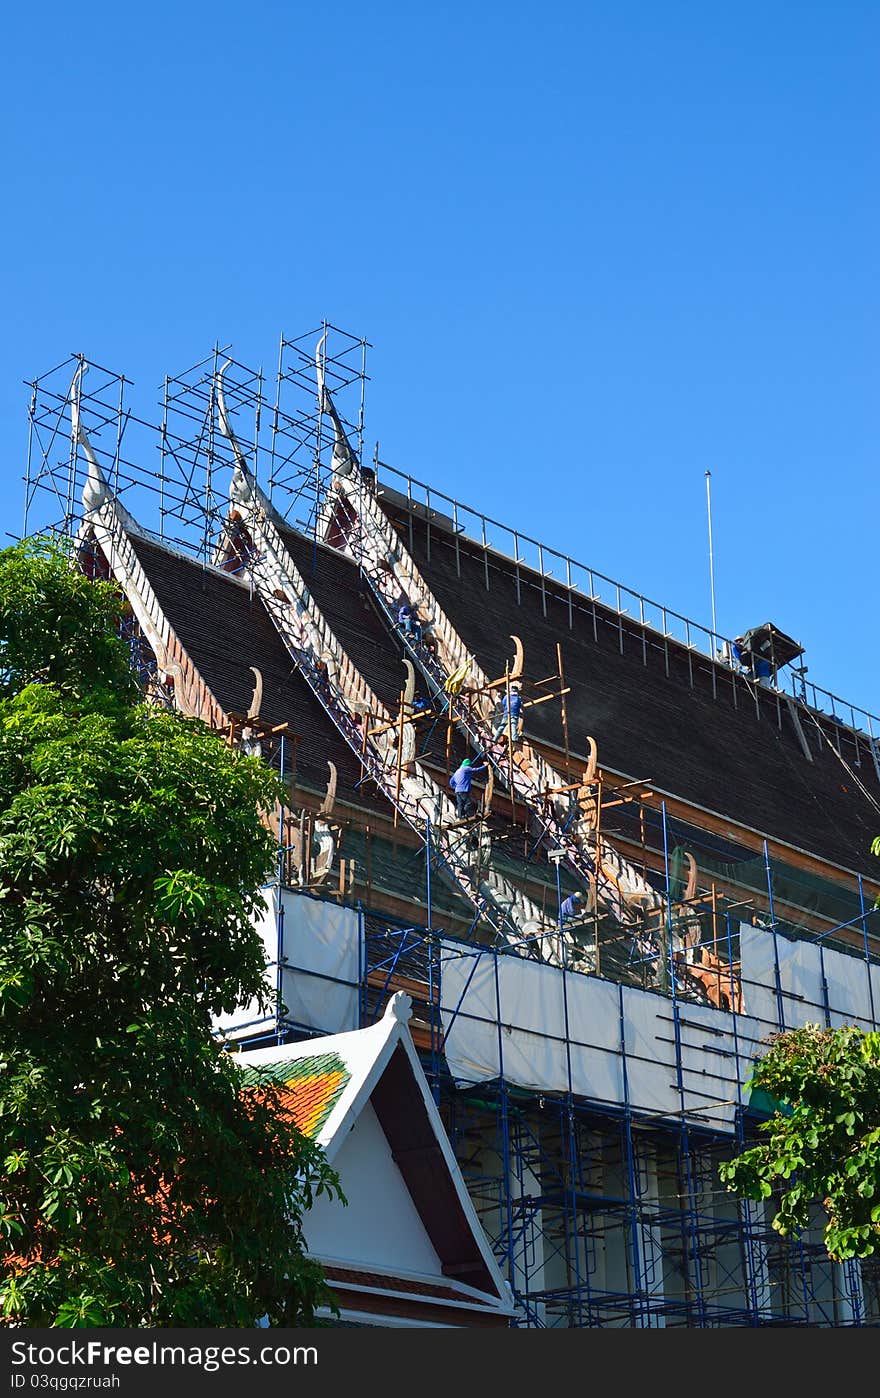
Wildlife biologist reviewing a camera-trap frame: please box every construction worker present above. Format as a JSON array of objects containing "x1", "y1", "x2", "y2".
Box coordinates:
[
  {"x1": 397, "y1": 601, "x2": 422, "y2": 643},
  {"x1": 731, "y1": 635, "x2": 774, "y2": 687},
  {"x1": 560, "y1": 891, "x2": 585, "y2": 922},
  {"x1": 449, "y1": 756, "x2": 487, "y2": 819},
  {"x1": 314, "y1": 657, "x2": 332, "y2": 701},
  {"x1": 492, "y1": 681, "x2": 523, "y2": 742}
]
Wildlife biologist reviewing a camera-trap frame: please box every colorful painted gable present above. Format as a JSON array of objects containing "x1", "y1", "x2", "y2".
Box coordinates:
[{"x1": 241, "y1": 1052, "x2": 351, "y2": 1140}]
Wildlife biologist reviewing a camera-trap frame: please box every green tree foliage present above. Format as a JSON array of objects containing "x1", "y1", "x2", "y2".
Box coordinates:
[
  {"x1": 0, "y1": 538, "x2": 343, "y2": 1326},
  {"x1": 719, "y1": 1023, "x2": 880, "y2": 1261},
  {"x1": 0, "y1": 538, "x2": 137, "y2": 703}
]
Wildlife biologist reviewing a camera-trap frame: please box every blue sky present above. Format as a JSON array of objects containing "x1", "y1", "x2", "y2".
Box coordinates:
[{"x1": 2, "y1": 2, "x2": 877, "y2": 717}]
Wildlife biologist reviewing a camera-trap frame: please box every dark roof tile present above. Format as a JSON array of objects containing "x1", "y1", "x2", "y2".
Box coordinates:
[{"x1": 379, "y1": 497, "x2": 880, "y2": 878}]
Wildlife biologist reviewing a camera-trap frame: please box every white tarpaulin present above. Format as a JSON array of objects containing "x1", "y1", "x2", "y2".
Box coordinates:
[
  {"x1": 218, "y1": 888, "x2": 360, "y2": 1039},
  {"x1": 279, "y1": 890, "x2": 360, "y2": 1033},
  {"x1": 825, "y1": 946, "x2": 875, "y2": 1029},
  {"x1": 676, "y1": 1000, "x2": 764, "y2": 1126},
  {"x1": 437, "y1": 949, "x2": 575, "y2": 1095},
  {"x1": 620, "y1": 991, "x2": 759, "y2": 1127},
  {"x1": 740, "y1": 923, "x2": 879, "y2": 1033},
  {"x1": 440, "y1": 942, "x2": 760, "y2": 1131},
  {"x1": 740, "y1": 925, "x2": 823, "y2": 1030}
]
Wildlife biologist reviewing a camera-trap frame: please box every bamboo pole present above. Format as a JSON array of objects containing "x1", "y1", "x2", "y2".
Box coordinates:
[
  {"x1": 522, "y1": 689, "x2": 570, "y2": 710},
  {"x1": 445, "y1": 705, "x2": 453, "y2": 783},
  {"x1": 393, "y1": 689, "x2": 405, "y2": 829},
  {"x1": 504, "y1": 667, "x2": 516, "y2": 825},
  {"x1": 594, "y1": 778, "x2": 602, "y2": 975}
]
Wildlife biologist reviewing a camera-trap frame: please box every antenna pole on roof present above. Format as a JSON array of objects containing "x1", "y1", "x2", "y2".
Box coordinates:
[{"x1": 705, "y1": 469, "x2": 718, "y2": 643}]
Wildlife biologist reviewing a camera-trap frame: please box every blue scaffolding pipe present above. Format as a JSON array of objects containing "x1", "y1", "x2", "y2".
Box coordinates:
[
  {"x1": 726, "y1": 906, "x2": 765, "y2": 1325},
  {"x1": 492, "y1": 949, "x2": 517, "y2": 1309},
  {"x1": 763, "y1": 839, "x2": 786, "y2": 1031},
  {"x1": 806, "y1": 908, "x2": 880, "y2": 945},
  {"x1": 436, "y1": 943, "x2": 484, "y2": 1043},
  {"x1": 859, "y1": 874, "x2": 878, "y2": 1026},
  {"x1": 357, "y1": 901, "x2": 366, "y2": 1028},
  {"x1": 260, "y1": 871, "x2": 876, "y2": 1326},
  {"x1": 424, "y1": 816, "x2": 441, "y2": 1099},
  {"x1": 819, "y1": 944, "x2": 832, "y2": 1029},
  {"x1": 663, "y1": 801, "x2": 710, "y2": 1326},
  {"x1": 367, "y1": 928, "x2": 424, "y2": 1017},
  {"x1": 553, "y1": 855, "x2": 587, "y2": 1321}
]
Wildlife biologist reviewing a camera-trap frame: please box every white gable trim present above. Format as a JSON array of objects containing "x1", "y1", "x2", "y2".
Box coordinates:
[{"x1": 238, "y1": 994, "x2": 513, "y2": 1310}]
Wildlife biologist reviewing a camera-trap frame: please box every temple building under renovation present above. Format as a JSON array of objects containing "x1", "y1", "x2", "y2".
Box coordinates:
[{"x1": 22, "y1": 325, "x2": 880, "y2": 1327}]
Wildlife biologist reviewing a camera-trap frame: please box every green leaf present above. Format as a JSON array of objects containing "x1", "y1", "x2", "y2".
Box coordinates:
[{"x1": 0, "y1": 538, "x2": 336, "y2": 1327}]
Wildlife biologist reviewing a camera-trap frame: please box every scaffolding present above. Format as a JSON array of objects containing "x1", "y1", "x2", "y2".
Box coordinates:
[
  {"x1": 256, "y1": 780, "x2": 880, "y2": 1327},
  {"x1": 22, "y1": 330, "x2": 880, "y2": 768},
  {"x1": 19, "y1": 326, "x2": 880, "y2": 1328},
  {"x1": 351, "y1": 813, "x2": 880, "y2": 1327}
]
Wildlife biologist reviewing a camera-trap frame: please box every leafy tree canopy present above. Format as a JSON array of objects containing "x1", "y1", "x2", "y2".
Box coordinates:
[
  {"x1": 0, "y1": 538, "x2": 343, "y2": 1326},
  {"x1": 720, "y1": 1023, "x2": 880, "y2": 1261},
  {"x1": 0, "y1": 537, "x2": 137, "y2": 704}
]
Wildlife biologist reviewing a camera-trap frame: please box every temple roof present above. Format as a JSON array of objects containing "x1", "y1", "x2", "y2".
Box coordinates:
[
  {"x1": 128, "y1": 534, "x2": 390, "y2": 818},
  {"x1": 375, "y1": 489, "x2": 880, "y2": 879},
  {"x1": 126, "y1": 495, "x2": 880, "y2": 882}
]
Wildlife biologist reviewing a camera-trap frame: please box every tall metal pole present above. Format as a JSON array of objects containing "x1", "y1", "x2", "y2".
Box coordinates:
[
  {"x1": 276, "y1": 732, "x2": 286, "y2": 1043},
  {"x1": 23, "y1": 382, "x2": 36, "y2": 539},
  {"x1": 858, "y1": 873, "x2": 876, "y2": 1026},
  {"x1": 705, "y1": 469, "x2": 718, "y2": 643},
  {"x1": 763, "y1": 838, "x2": 785, "y2": 1031},
  {"x1": 425, "y1": 815, "x2": 433, "y2": 931},
  {"x1": 425, "y1": 816, "x2": 439, "y2": 1104}
]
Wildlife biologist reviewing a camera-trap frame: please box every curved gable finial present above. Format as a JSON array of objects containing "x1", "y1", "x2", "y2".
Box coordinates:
[
  {"x1": 216, "y1": 358, "x2": 252, "y2": 505},
  {"x1": 386, "y1": 991, "x2": 413, "y2": 1024},
  {"x1": 247, "y1": 666, "x2": 263, "y2": 720},
  {"x1": 71, "y1": 363, "x2": 109, "y2": 515}
]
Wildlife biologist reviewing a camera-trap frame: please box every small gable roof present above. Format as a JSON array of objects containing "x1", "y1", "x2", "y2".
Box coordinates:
[{"x1": 236, "y1": 995, "x2": 513, "y2": 1312}]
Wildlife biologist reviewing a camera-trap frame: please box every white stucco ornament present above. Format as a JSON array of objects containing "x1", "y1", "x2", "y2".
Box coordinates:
[
  {"x1": 229, "y1": 462, "x2": 249, "y2": 505},
  {"x1": 70, "y1": 367, "x2": 108, "y2": 516},
  {"x1": 79, "y1": 426, "x2": 108, "y2": 515},
  {"x1": 386, "y1": 991, "x2": 413, "y2": 1024}
]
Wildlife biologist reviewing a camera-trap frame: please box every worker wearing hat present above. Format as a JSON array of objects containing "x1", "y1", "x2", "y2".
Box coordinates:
[
  {"x1": 560, "y1": 890, "x2": 586, "y2": 922},
  {"x1": 449, "y1": 755, "x2": 487, "y2": 819},
  {"x1": 492, "y1": 680, "x2": 523, "y2": 743}
]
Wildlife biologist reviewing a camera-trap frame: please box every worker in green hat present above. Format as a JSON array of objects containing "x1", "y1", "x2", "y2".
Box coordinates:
[{"x1": 449, "y1": 755, "x2": 487, "y2": 819}]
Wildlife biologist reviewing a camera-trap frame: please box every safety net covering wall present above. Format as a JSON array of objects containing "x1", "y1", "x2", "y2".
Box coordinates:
[
  {"x1": 440, "y1": 923, "x2": 880, "y2": 1132},
  {"x1": 740, "y1": 924, "x2": 879, "y2": 1033},
  {"x1": 219, "y1": 888, "x2": 361, "y2": 1039},
  {"x1": 439, "y1": 940, "x2": 762, "y2": 1130}
]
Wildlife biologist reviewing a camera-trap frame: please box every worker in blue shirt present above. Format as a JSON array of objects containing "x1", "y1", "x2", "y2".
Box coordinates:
[
  {"x1": 448, "y1": 756, "x2": 487, "y2": 819},
  {"x1": 492, "y1": 681, "x2": 523, "y2": 742},
  {"x1": 397, "y1": 602, "x2": 422, "y2": 643},
  {"x1": 560, "y1": 891, "x2": 586, "y2": 922},
  {"x1": 731, "y1": 636, "x2": 774, "y2": 687}
]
